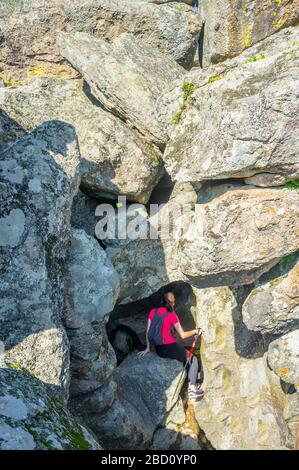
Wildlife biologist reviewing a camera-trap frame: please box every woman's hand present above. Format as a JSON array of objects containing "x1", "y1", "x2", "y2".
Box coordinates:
[
  {"x1": 196, "y1": 327, "x2": 204, "y2": 336},
  {"x1": 137, "y1": 348, "x2": 150, "y2": 359}
]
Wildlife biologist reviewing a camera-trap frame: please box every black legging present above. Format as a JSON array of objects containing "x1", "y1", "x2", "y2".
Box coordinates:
[{"x1": 155, "y1": 342, "x2": 198, "y2": 385}]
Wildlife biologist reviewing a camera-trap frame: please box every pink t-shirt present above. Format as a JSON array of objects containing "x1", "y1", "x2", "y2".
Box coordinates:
[{"x1": 148, "y1": 307, "x2": 179, "y2": 345}]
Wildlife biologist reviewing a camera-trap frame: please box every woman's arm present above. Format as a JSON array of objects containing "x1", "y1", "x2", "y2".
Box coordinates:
[
  {"x1": 174, "y1": 321, "x2": 199, "y2": 340},
  {"x1": 137, "y1": 319, "x2": 151, "y2": 358},
  {"x1": 145, "y1": 319, "x2": 151, "y2": 351}
]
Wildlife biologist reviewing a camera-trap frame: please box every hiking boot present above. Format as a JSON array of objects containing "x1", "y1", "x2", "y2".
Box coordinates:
[{"x1": 187, "y1": 383, "x2": 204, "y2": 401}]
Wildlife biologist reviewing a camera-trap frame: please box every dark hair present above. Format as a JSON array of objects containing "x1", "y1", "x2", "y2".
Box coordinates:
[{"x1": 161, "y1": 291, "x2": 175, "y2": 312}]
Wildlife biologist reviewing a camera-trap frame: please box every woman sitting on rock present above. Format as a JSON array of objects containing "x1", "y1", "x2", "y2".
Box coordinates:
[{"x1": 137, "y1": 291, "x2": 204, "y2": 401}]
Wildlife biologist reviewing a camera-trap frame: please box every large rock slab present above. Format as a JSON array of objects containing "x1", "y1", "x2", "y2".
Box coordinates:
[
  {"x1": 0, "y1": 121, "x2": 80, "y2": 401},
  {"x1": 59, "y1": 32, "x2": 184, "y2": 145},
  {"x1": 200, "y1": 0, "x2": 299, "y2": 66},
  {"x1": 107, "y1": 184, "x2": 299, "y2": 301},
  {"x1": 163, "y1": 27, "x2": 299, "y2": 183},
  {"x1": 0, "y1": 78, "x2": 163, "y2": 203},
  {"x1": 0, "y1": 0, "x2": 200, "y2": 84},
  {"x1": 105, "y1": 182, "x2": 198, "y2": 303},
  {"x1": 177, "y1": 188, "x2": 299, "y2": 286},
  {"x1": 65, "y1": 229, "x2": 119, "y2": 404},
  {"x1": 193, "y1": 286, "x2": 287, "y2": 450},
  {"x1": 0, "y1": 368, "x2": 101, "y2": 450},
  {"x1": 65, "y1": 228, "x2": 120, "y2": 329},
  {"x1": 243, "y1": 260, "x2": 299, "y2": 335},
  {"x1": 267, "y1": 330, "x2": 299, "y2": 385},
  {"x1": 86, "y1": 353, "x2": 186, "y2": 449}
]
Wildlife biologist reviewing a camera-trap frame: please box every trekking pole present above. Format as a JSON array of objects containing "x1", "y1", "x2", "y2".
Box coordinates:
[{"x1": 171, "y1": 328, "x2": 202, "y2": 403}]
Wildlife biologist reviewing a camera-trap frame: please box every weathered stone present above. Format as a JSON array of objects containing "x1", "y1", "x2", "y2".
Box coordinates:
[
  {"x1": 87, "y1": 353, "x2": 186, "y2": 449},
  {"x1": 81, "y1": 0, "x2": 200, "y2": 69},
  {"x1": 107, "y1": 238, "x2": 168, "y2": 304},
  {"x1": 0, "y1": 368, "x2": 101, "y2": 450},
  {"x1": 107, "y1": 184, "x2": 299, "y2": 300},
  {"x1": 144, "y1": 0, "x2": 193, "y2": 4},
  {"x1": 200, "y1": 0, "x2": 299, "y2": 66},
  {"x1": 244, "y1": 173, "x2": 287, "y2": 187},
  {"x1": 177, "y1": 188, "x2": 299, "y2": 287},
  {"x1": 267, "y1": 330, "x2": 299, "y2": 385},
  {"x1": 193, "y1": 286, "x2": 287, "y2": 450},
  {"x1": 65, "y1": 229, "x2": 120, "y2": 329},
  {"x1": 163, "y1": 27, "x2": 299, "y2": 183},
  {"x1": 68, "y1": 323, "x2": 117, "y2": 398},
  {"x1": 59, "y1": 32, "x2": 184, "y2": 145},
  {"x1": 243, "y1": 261, "x2": 299, "y2": 335},
  {"x1": 105, "y1": 182, "x2": 199, "y2": 303},
  {"x1": 283, "y1": 386, "x2": 299, "y2": 449},
  {"x1": 0, "y1": 0, "x2": 200, "y2": 84},
  {"x1": 0, "y1": 78, "x2": 163, "y2": 203},
  {"x1": 64, "y1": 229, "x2": 119, "y2": 422},
  {"x1": 71, "y1": 190, "x2": 99, "y2": 238},
  {"x1": 0, "y1": 121, "x2": 80, "y2": 401}
]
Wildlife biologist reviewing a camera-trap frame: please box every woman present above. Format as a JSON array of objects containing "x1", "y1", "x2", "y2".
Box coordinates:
[{"x1": 137, "y1": 291, "x2": 204, "y2": 401}]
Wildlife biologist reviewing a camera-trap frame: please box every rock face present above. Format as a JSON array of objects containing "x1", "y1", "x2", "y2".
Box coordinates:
[
  {"x1": 0, "y1": 121, "x2": 80, "y2": 401},
  {"x1": 0, "y1": 368, "x2": 101, "y2": 450},
  {"x1": 0, "y1": 0, "x2": 200, "y2": 84},
  {"x1": 65, "y1": 229, "x2": 120, "y2": 330},
  {"x1": 106, "y1": 184, "x2": 299, "y2": 301},
  {"x1": 243, "y1": 261, "x2": 299, "y2": 335},
  {"x1": 59, "y1": 32, "x2": 184, "y2": 145},
  {"x1": 177, "y1": 188, "x2": 299, "y2": 287},
  {"x1": 1, "y1": 0, "x2": 299, "y2": 453},
  {"x1": 267, "y1": 330, "x2": 299, "y2": 385},
  {"x1": 0, "y1": 78, "x2": 163, "y2": 203},
  {"x1": 86, "y1": 353, "x2": 186, "y2": 449},
  {"x1": 163, "y1": 27, "x2": 299, "y2": 183},
  {"x1": 200, "y1": 0, "x2": 299, "y2": 66},
  {"x1": 65, "y1": 229, "x2": 119, "y2": 415},
  {"x1": 193, "y1": 286, "x2": 287, "y2": 450}
]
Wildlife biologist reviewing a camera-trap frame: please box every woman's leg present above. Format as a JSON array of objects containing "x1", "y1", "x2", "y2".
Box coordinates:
[
  {"x1": 155, "y1": 342, "x2": 187, "y2": 362},
  {"x1": 187, "y1": 355, "x2": 198, "y2": 385}
]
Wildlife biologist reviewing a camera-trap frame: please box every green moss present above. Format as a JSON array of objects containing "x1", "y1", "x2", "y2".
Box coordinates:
[
  {"x1": 208, "y1": 73, "x2": 225, "y2": 84},
  {"x1": 62, "y1": 426, "x2": 92, "y2": 450},
  {"x1": 278, "y1": 251, "x2": 299, "y2": 271},
  {"x1": 176, "y1": 5, "x2": 183, "y2": 13},
  {"x1": 5, "y1": 361, "x2": 25, "y2": 370},
  {"x1": 3, "y1": 0, "x2": 22, "y2": 14},
  {"x1": 23, "y1": 423, "x2": 56, "y2": 450},
  {"x1": 172, "y1": 106, "x2": 185, "y2": 125},
  {"x1": 182, "y1": 81, "x2": 195, "y2": 100},
  {"x1": 171, "y1": 81, "x2": 195, "y2": 125},
  {"x1": 292, "y1": 41, "x2": 299, "y2": 47},
  {"x1": 283, "y1": 179, "x2": 299, "y2": 190},
  {"x1": 243, "y1": 53, "x2": 266, "y2": 64}
]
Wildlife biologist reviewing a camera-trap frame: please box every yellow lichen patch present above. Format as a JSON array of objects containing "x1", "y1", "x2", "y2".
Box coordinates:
[
  {"x1": 214, "y1": 323, "x2": 227, "y2": 350},
  {"x1": 244, "y1": 25, "x2": 251, "y2": 48},
  {"x1": 273, "y1": 17, "x2": 284, "y2": 29},
  {"x1": 221, "y1": 367, "x2": 232, "y2": 392},
  {"x1": 27, "y1": 63, "x2": 76, "y2": 80},
  {"x1": 27, "y1": 65, "x2": 50, "y2": 78},
  {"x1": 0, "y1": 72, "x2": 25, "y2": 87},
  {"x1": 257, "y1": 419, "x2": 270, "y2": 443},
  {"x1": 275, "y1": 368, "x2": 289, "y2": 375}
]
